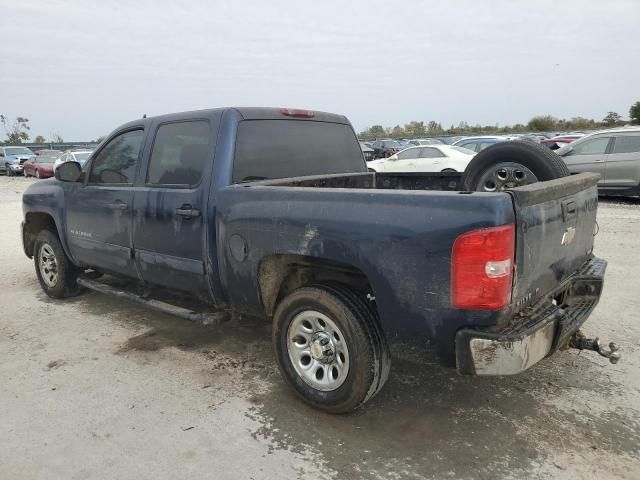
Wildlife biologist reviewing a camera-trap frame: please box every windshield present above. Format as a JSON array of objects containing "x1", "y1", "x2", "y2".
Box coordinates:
[
  {"x1": 233, "y1": 120, "x2": 365, "y2": 182},
  {"x1": 451, "y1": 146, "x2": 476, "y2": 155},
  {"x1": 5, "y1": 147, "x2": 34, "y2": 155},
  {"x1": 73, "y1": 152, "x2": 92, "y2": 162}
]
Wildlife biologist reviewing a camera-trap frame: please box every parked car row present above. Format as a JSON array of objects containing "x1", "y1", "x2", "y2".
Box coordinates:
[
  {"x1": 0, "y1": 146, "x2": 93, "y2": 178},
  {"x1": 368, "y1": 145, "x2": 476, "y2": 173},
  {"x1": 362, "y1": 127, "x2": 640, "y2": 197}
]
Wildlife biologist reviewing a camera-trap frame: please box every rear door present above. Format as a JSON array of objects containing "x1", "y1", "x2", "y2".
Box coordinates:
[
  {"x1": 417, "y1": 146, "x2": 447, "y2": 170},
  {"x1": 560, "y1": 135, "x2": 612, "y2": 184},
  {"x1": 132, "y1": 119, "x2": 214, "y2": 294},
  {"x1": 65, "y1": 128, "x2": 144, "y2": 277},
  {"x1": 603, "y1": 133, "x2": 640, "y2": 188}
]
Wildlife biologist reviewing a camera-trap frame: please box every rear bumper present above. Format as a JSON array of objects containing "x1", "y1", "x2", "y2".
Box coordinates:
[{"x1": 455, "y1": 256, "x2": 607, "y2": 375}]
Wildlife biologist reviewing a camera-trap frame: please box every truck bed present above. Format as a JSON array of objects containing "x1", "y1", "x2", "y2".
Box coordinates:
[
  {"x1": 219, "y1": 171, "x2": 600, "y2": 366},
  {"x1": 245, "y1": 171, "x2": 463, "y2": 191}
]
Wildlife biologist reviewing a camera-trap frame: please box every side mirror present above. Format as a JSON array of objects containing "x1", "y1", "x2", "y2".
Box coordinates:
[{"x1": 55, "y1": 161, "x2": 82, "y2": 182}]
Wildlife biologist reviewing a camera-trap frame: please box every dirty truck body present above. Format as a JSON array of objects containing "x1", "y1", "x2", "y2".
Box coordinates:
[{"x1": 22, "y1": 107, "x2": 607, "y2": 412}]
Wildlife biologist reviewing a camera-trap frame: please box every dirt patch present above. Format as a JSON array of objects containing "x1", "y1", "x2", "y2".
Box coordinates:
[{"x1": 46, "y1": 359, "x2": 66, "y2": 369}]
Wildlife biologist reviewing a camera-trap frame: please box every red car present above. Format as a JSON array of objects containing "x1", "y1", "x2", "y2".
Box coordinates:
[{"x1": 23, "y1": 155, "x2": 57, "y2": 178}]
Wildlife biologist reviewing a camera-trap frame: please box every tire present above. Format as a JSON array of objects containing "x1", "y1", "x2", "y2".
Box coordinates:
[
  {"x1": 34, "y1": 230, "x2": 81, "y2": 298},
  {"x1": 273, "y1": 283, "x2": 390, "y2": 413},
  {"x1": 6, "y1": 165, "x2": 12, "y2": 177},
  {"x1": 462, "y1": 140, "x2": 570, "y2": 192},
  {"x1": 35, "y1": 169, "x2": 40, "y2": 179}
]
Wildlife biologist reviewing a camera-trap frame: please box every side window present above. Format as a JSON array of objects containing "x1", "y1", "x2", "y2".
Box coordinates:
[
  {"x1": 477, "y1": 142, "x2": 492, "y2": 151},
  {"x1": 147, "y1": 121, "x2": 210, "y2": 186},
  {"x1": 89, "y1": 130, "x2": 143, "y2": 184},
  {"x1": 420, "y1": 147, "x2": 445, "y2": 158},
  {"x1": 612, "y1": 135, "x2": 640, "y2": 154},
  {"x1": 460, "y1": 142, "x2": 477, "y2": 152},
  {"x1": 397, "y1": 148, "x2": 417, "y2": 160},
  {"x1": 568, "y1": 137, "x2": 610, "y2": 156}
]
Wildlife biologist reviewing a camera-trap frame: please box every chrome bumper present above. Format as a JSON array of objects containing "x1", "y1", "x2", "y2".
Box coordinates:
[{"x1": 456, "y1": 257, "x2": 607, "y2": 376}]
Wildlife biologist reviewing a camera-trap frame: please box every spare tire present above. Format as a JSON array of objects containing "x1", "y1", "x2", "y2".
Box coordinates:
[{"x1": 462, "y1": 140, "x2": 570, "y2": 192}]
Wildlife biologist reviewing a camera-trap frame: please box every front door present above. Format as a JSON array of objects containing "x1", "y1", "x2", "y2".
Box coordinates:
[
  {"x1": 65, "y1": 129, "x2": 144, "y2": 277},
  {"x1": 132, "y1": 120, "x2": 212, "y2": 294},
  {"x1": 561, "y1": 135, "x2": 612, "y2": 185}
]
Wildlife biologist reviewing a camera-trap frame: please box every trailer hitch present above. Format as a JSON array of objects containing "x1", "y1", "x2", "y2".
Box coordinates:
[{"x1": 569, "y1": 331, "x2": 621, "y2": 364}]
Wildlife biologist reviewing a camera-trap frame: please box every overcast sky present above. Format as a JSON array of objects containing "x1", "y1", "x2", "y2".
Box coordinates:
[{"x1": 1, "y1": 0, "x2": 639, "y2": 140}]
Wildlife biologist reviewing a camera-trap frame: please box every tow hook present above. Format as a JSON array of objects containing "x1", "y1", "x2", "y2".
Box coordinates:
[{"x1": 569, "y1": 331, "x2": 621, "y2": 364}]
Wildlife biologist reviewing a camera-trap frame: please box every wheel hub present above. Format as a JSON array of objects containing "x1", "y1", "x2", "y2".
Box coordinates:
[
  {"x1": 310, "y1": 332, "x2": 335, "y2": 363},
  {"x1": 476, "y1": 162, "x2": 538, "y2": 192},
  {"x1": 286, "y1": 310, "x2": 350, "y2": 391},
  {"x1": 39, "y1": 243, "x2": 59, "y2": 288}
]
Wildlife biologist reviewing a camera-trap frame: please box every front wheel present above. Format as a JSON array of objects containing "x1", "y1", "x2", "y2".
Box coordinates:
[
  {"x1": 34, "y1": 230, "x2": 81, "y2": 298},
  {"x1": 35, "y1": 169, "x2": 41, "y2": 179},
  {"x1": 6, "y1": 165, "x2": 12, "y2": 177},
  {"x1": 273, "y1": 283, "x2": 390, "y2": 413}
]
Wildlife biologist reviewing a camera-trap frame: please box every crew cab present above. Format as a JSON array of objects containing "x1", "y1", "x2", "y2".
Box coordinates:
[{"x1": 21, "y1": 107, "x2": 612, "y2": 413}]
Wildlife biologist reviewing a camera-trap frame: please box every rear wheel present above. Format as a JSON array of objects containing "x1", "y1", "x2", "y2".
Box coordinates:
[
  {"x1": 34, "y1": 230, "x2": 81, "y2": 298},
  {"x1": 273, "y1": 283, "x2": 390, "y2": 413},
  {"x1": 462, "y1": 140, "x2": 570, "y2": 192}
]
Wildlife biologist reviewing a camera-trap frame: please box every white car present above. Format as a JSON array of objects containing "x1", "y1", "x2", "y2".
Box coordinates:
[
  {"x1": 53, "y1": 150, "x2": 93, "y2": 171},
  {"x1": 367, "y1": 145, "x2": 476, "y2": 173}
]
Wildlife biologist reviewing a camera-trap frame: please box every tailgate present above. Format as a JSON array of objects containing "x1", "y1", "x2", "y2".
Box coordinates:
[{"x1": 508, "y1": 173, "x2": 599, "y2": 312}]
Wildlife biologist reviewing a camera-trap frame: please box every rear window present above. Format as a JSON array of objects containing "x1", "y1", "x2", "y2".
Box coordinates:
[
  {"x1": 233, "y1": 120, "x2": 365, "y2": 183},
  {"x1": 613, "y1": 135, "x2": 640, "y2": 154}
]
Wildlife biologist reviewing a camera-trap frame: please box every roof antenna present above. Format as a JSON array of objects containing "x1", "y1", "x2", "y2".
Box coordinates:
[{"x1": 143, "y1": 113, "x2": 147, "y2": 118}]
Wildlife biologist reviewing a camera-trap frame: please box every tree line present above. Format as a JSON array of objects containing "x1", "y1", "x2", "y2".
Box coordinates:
[
  {"x1": 3, "y1": 102, "x2": 640, "y2": 143},
  {"x1": 359, "y1": 101, "x2": 640, "y2": 139}
]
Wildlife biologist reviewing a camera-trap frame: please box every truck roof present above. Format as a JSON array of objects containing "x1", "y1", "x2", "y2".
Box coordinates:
[{"x1": 117, "y1": 107, "x2": 350, "y2": 131}]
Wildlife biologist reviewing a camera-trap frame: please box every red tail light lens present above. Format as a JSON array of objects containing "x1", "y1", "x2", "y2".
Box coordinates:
[
  {"x1": 280, "y1": 108, "x2": 315, "y2": 118},
  {"x1": 451, "y1": 224, "x2": 515, "y2": 310}
]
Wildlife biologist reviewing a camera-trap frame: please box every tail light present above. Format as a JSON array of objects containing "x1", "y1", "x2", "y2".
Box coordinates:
[
  {"x1": 451, "y1": 224, "x2": 515, "y2": 310},
  {"x1": 280, "y1": 108, "x2": 315, "y2": 118}
]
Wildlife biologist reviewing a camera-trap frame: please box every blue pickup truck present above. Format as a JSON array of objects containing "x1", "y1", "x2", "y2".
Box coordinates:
[{"x1": 21, "y1": 107, "x2": 616, "y2": 413}]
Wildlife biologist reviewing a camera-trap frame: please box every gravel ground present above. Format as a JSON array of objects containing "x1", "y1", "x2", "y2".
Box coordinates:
[{"x1": 1, "y1": 176, "x2": 638, "y2": 480}]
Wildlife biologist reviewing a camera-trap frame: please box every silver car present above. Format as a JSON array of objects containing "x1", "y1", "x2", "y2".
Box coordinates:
[{"x1": 557, "y1": 127, "x2": 640, "y2": 196}]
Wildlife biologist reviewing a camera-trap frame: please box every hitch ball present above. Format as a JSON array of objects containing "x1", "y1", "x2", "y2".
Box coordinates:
[{"x1": 570, "y1": 332, "x2": 621, "y2": 364}]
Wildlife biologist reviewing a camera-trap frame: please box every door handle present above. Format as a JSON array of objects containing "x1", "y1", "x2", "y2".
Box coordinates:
[
  {"x1": 176, "y1": 205, "x2": 201, "y2": 218},
  {"x1": 108, "y1": 201, "x2": 128, "y2": 211}
]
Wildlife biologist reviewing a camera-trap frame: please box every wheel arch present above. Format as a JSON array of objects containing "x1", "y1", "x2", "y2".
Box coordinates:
[
  {"x1": 23, "y1": 212, "x2": 62, "y2": 258},
  {"x1": 258, "y1": 254, "x2": 375, "y2": 319}
]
